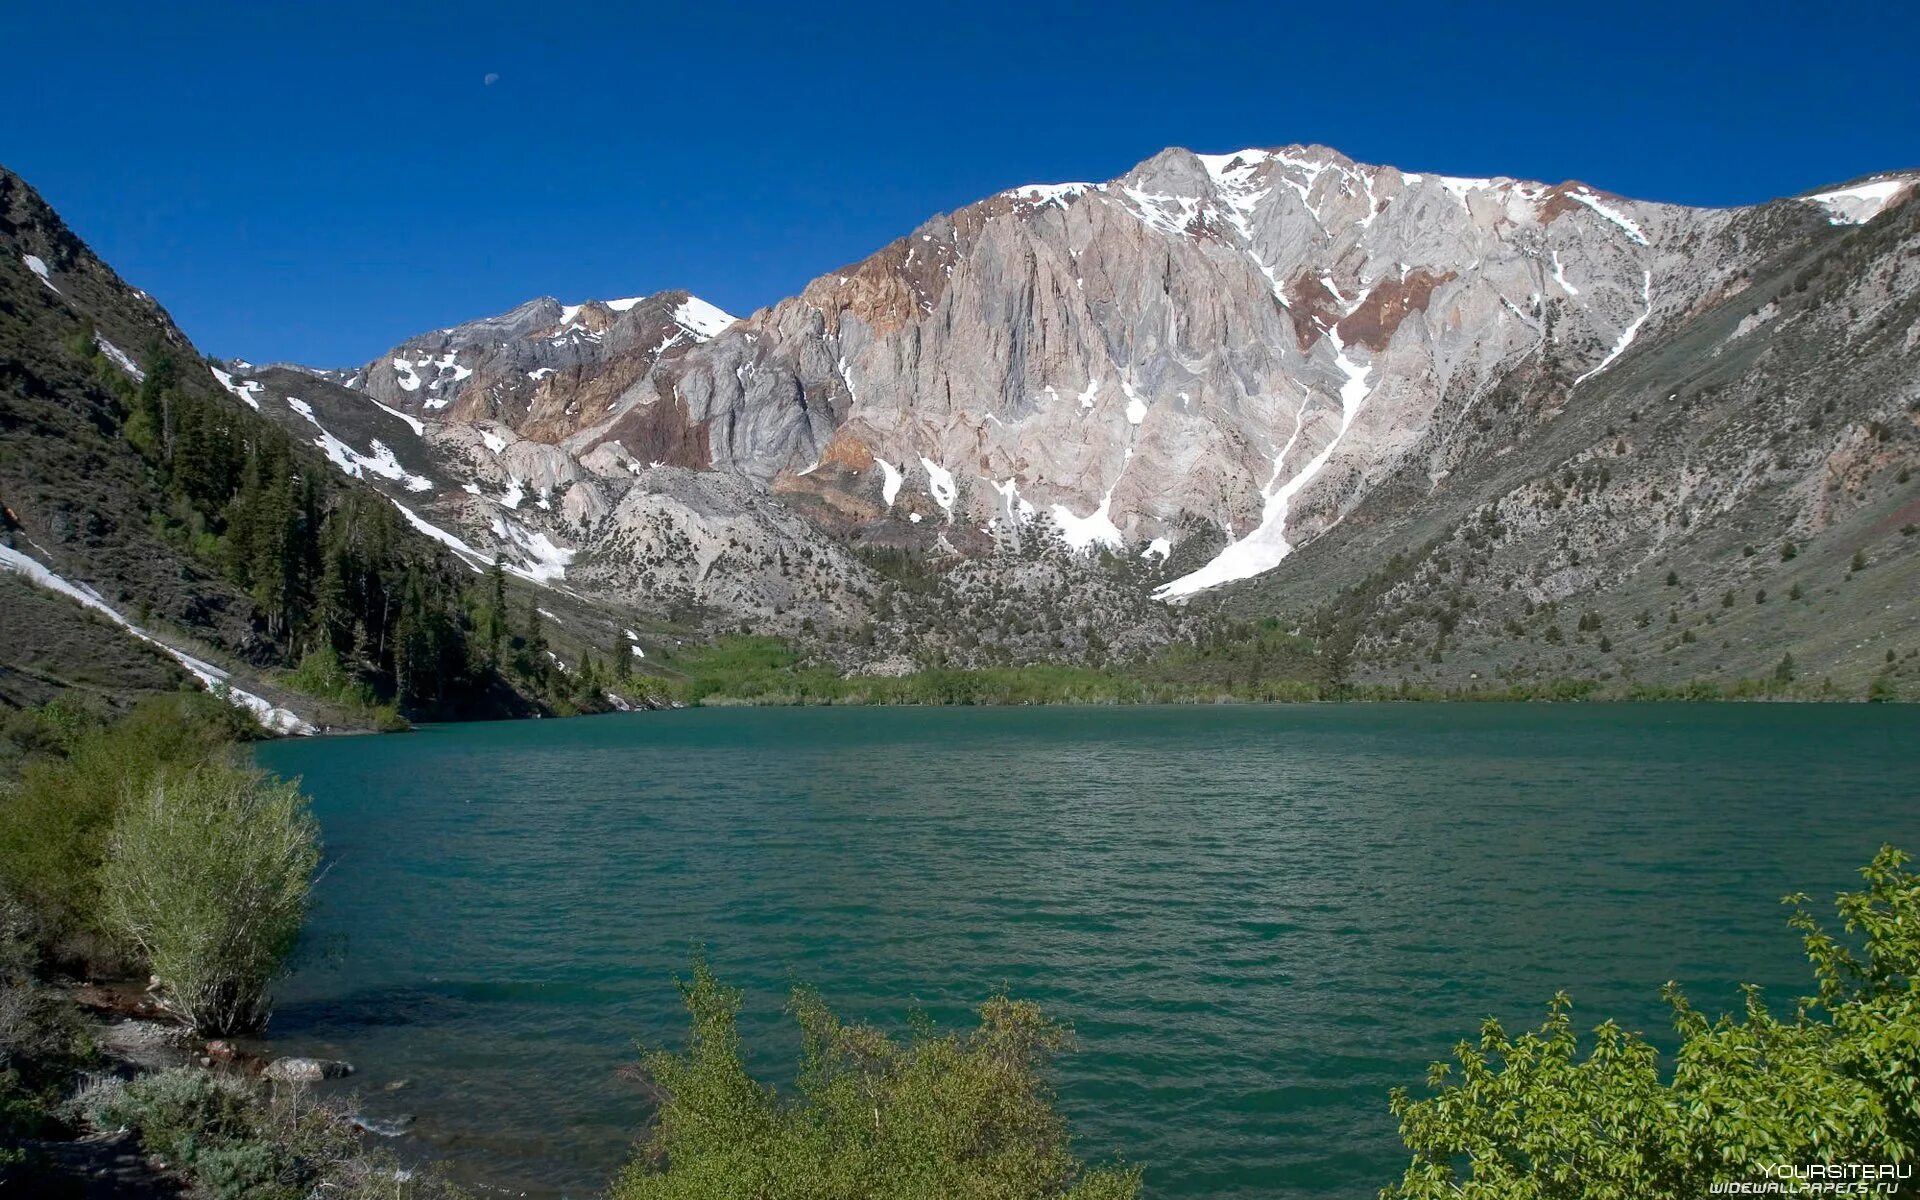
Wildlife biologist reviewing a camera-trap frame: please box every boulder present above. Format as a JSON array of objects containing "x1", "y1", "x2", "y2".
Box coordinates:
[{"x1": 264, "y1": 1056, "x2": 354, "y2": 1083}]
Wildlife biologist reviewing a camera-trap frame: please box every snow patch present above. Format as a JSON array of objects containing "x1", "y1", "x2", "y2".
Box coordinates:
[
  {"x1": 674, "y1": 296, "x2": 737, "y2": 340},
  {"x1": 1434, "y1": 175, "x2": 1492, "y2": 207},
  {"x1": 1805, "y1": 179, "x2": 1913, "y2": 225},
  {"x1": 1050, "y1": 490, "x2": 1124, "y2": 553},
  {"x1": 990, "y1": 478, "x2": 1037, "y2": 526},
  {"x1": 1574, "y1": 270, "x2": 1654, "y2": 386},
  {"x1": 1121, "y1": 186, "x2": 1205, "y2": 238},
  {"x1": 423, "y1": 351, "x2": 471, "y2": 389},
  {"x1": 208, "y1": 367, "x2": 263, "y2": 410},
  {"x1": 1157, "y1": 337, "x2": 1375, "y2": 600},
  {"x1": 875, "y1": 457, "x2": 903, "y2": 507},
  {"x1": 95, "y1": 336, "x2": 144, "y2": 381},
  {"x1": 919, "y1": 458, "x2": 957, "y2": 518},
  {"x1": 1549, "y1": 249, "x2": 1580, "y2": 297},
  {"x1": 489, "y1": 515, "x2": 574, "y2": 583},
  {"x1": 1141, "y1": 537, "x2": 1172, "y2": 562},
  {"x1": 1007, "y1": 182, "x2": 1091, "y2": 206},
  {"x1": 1568, "y1": 190, "x2": 1649, "y2": 245},
  {"x1": 389, "y1": 500, "x2": 488, "y2": 572},
  {"x1": 20, "y1": 254, "x2": 58, "y2": 293},
  {"x1": 0, "y1": 544, "x2": 314, "y2": 734},
  {"x1": 358, "y1": 394, "x2": 425, "y2": 436},
  {"x1": 284, "y1": 396, "x2": 431, "y2": 491}
]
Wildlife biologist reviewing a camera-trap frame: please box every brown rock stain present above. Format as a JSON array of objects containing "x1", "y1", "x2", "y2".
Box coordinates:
[
  {"x1": 1285, "y1": 273, "x2": 1342, "y2": 350},
  {"x1": 597, "y1": 385, "x2": 711, "y2": 469},
  {"x1": 1336, "y1": 270, "x2": 1457, "y2": 352}
]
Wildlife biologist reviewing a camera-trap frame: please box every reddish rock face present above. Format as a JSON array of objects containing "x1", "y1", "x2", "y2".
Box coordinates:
[
  {"x1": 1335, "y1": 270, "x2": 1457, "y2": 352},
  {"x1": 594, "y1": 384, "x2": 711, "y2": 470},
  {"x1": 1285, "y1": 272, "x2": 1343, "y2": 351}
]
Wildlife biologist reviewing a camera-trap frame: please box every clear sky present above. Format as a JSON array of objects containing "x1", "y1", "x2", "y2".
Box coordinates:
[{"x1": 6, "y1": 1, "x2": 1916, "y2": 366}]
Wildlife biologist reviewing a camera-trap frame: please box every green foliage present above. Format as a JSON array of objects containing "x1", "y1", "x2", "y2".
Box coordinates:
[
  {"x1": 1384, "y1": 846, "x2": 1920, "y2": 1200},
  {"x1": 284, "y1": 644, "x2": 406, "y2": 731},
  {"x1": 98, "y1": 762, "x2": 320, "y2": 1035},
  {"x1": 1786, "y1": 846, "x2": 1920, "y2": 1146},
  {"x1": 93, "y1": 1068, "x2": 260, "y2": 1172},
  {"x1": 112, "y1": 346, "x2": 505, "y2": 717},
  {"x1": 86, "y1": 1066, "x2": 467, "y2": 1200},
  {"x1": 0, "y1": 888, "x2": 90, "y2": 1163},
  {"x1": 644, "y1": 633, "x2": 1332, "y2": 708},
  {"x1": 611, "y1": 959, "x2": 1140, "y2": 1200},
  {"x1": 0, "y1": 692, "x2": 258, "y2": 962}
]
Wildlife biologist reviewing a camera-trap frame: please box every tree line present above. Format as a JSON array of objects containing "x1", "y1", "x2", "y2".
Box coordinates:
[{"x1": 102, "y1": 337, "x2": 508, "y2": 716}]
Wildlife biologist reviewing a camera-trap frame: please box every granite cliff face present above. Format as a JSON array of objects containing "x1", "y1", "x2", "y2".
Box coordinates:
[{"x1": 318, "y1": 147, "x2": 1911, "y2": 593}]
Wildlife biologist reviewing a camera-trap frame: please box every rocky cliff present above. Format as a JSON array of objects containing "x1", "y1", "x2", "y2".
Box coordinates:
[{"x1": 228, "y1": 146, "x2": 1920, "y2": 685}]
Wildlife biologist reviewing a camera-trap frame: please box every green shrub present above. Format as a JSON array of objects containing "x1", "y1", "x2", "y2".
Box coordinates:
[
  {"x1": 611, "y1": 959, "x2": 1141, "y2": 1200},
  {"x1": 0, "y1": 693, "x2": 258, "y2": 963},
  {"x1": 1384, "y1": 845, "x2": 1920, "y2": 1199},
  {"x1": 95, "y1": 1067, "x2": 260, "y2": 1161},
  {"x1": 99, "y1": 763, "x2": 320, "y2": 1035},
  {"x1": 0, "y1": 888, "x2": 90, "y2": 1167},
  {"x1": 285, "y1": 644, "x2": 374, "y2": 707},
  {"x1": 87, "y1": 1065, "x2": 466, "y2": 1200},
  {"x1": 284, "y1": 645, "x2": 409, "y2": 731},
  {"x1": 194, "y1": 1137, "x2": 296, "y2": 1200}
]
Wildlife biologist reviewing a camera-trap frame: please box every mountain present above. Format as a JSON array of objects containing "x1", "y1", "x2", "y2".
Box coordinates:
[
  {"x1": 0, "y1": 166, "x2": 637, "y2": 728},
  {"x1": 242, "y1": 145, "x2": 1917, "y2": 691},
  {"x1": 7, "y1": 144, "x2": 1917, "y2": 706}
]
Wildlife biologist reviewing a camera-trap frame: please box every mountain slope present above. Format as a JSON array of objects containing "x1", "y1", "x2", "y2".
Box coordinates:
[
  {"x1": 278, "y1": 146, "x2": 1918, "y2": 689},
  {"x1": 0, "y1": 166, "x2": 552, "y2": 726}
]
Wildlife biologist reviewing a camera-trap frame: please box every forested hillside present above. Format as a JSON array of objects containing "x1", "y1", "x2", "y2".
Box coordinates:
[{"x1": 1, "y1": 166, "x2": 534, "y2": 723}]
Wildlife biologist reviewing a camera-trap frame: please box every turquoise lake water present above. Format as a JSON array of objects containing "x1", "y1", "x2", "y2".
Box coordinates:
[{"x1": 257, "y1": 704, "x2": 1920, "y2": 1198}]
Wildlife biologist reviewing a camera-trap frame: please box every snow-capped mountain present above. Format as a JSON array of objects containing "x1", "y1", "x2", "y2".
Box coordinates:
[
  {"x1": 243, "y1": 144, "x2": 1918, "y2": 684},
  {"x1": 344, "y1": 290, "x2": 737, "y2": 443}
]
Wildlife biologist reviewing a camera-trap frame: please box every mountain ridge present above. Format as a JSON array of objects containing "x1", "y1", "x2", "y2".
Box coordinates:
[{"x1": 7, "y1": 143, "x2": 1918, "y2": 702}]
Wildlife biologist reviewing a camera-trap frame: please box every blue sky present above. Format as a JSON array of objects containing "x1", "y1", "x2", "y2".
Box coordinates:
[{"x1": 6, "y1": 1, "x2": 1916, "y2": 366}]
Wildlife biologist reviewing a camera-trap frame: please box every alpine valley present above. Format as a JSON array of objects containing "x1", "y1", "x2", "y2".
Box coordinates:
[{"x1": 5, "y1": 144, "x2": 1919, "y2": 725}]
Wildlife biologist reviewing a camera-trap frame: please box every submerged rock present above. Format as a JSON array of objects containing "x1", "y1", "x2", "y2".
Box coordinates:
[{"x1": 349, "y1": 1112, "x2": 414, "y2": 1137}]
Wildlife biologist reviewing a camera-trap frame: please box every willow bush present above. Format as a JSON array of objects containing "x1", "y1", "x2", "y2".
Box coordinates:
[
  {"x1": 1385, "y1": 846, "x2": 1920, "y2": 1199},
  {"x1": 612, "y1": 959, "x2": 1140, "y2": 1200},
  {"x1": 99, "y1": 762, "x2": 319, "y2": 1035},
  {"x1": 0, "y1": 692, "x2": 256, "y2": 963}
]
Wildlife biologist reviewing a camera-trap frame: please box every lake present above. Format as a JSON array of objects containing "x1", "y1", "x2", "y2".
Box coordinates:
[{"x1": 257, "y1": 703, "x2": 1920, "y2": 1198}]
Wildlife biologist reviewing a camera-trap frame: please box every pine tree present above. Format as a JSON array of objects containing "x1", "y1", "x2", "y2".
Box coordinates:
[
  {"x1": 312, "y1": 550, "x2": 351, "y2": 655},
  {"x1": 484, "y1": 557, "x2": 508, "y2": 667}
]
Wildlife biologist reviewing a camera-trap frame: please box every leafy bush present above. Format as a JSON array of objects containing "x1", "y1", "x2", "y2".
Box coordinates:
[
  {"x1": 1384, "y1": 845, "x2": 1920, "y2": 1199},
  {"x1": 0, "y1": 692, "x2": 259, "y2": 964},
  {"x1": 0, "y1": 888, "x2": 90, "y2": 1168},
  {"x1": 99, "y1": 762, "x2": 320, "y2": 1035},
  {"x1": 284, "y1": 645, "x2": 408, "y2": 731},
  {"x1": 88, "y1": 1066, "x2": 466, "y2": 1200},
  {"x1": 611, "y1": 959, "x2": 1140, "y2": 1200},
  {"x1": 92, "y1": 1067, "x2": 260, "y2": 1162}
]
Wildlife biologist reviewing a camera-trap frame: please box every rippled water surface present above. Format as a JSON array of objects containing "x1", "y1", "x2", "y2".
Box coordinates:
[{"x1": 258, "y1": 704, "x2": 1920, "y2": 1199}]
